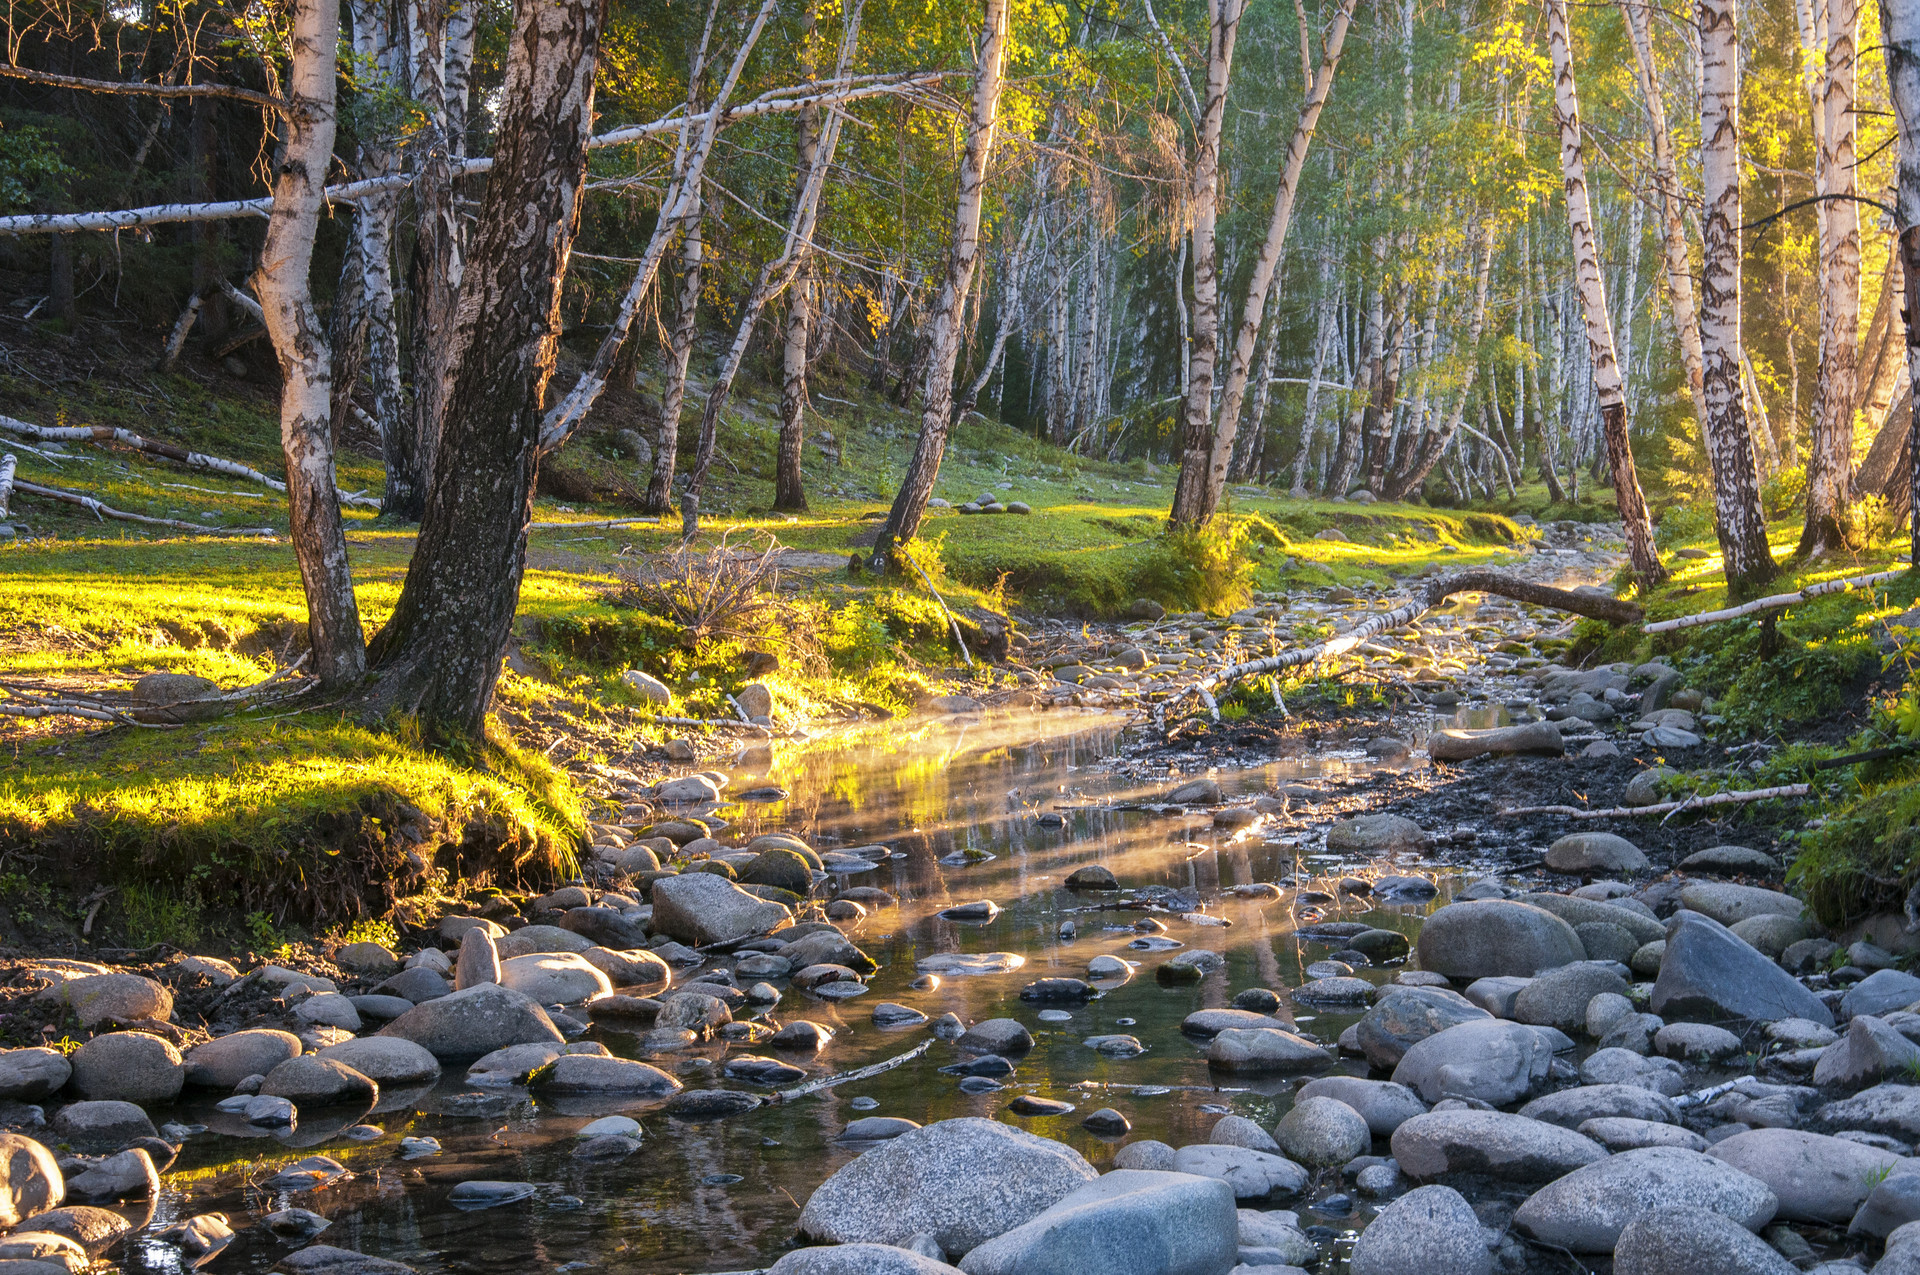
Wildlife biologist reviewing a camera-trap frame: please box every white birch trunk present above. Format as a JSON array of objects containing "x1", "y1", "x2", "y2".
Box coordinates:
[{"x1": 1803, "y1": 0, "x2": 1860, "y2": 554}]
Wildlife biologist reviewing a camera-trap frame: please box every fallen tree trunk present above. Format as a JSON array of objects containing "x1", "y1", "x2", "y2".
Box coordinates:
[
  {"x1": 12, "y1": 480, "x2": 276, "y2": 535},
  {"x1": 1643, "y1": 566, "x2": 1906, "y2": 632},
  {"x1": 1497, "y1": 784, "x2": 1810, "y2": 819},
  {"x1": 0, "y1": 415, "x2": 379, "y2": 508},
  {"x1": 0, "y1": 453, "x2": 13, "y2": 517},
  {"x1": 1165, "y1": 570, "x2": 1641, "y2": 726}
]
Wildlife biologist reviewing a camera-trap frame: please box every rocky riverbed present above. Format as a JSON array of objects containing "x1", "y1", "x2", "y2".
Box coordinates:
[{"x1": 2, "y1": 526, "x2": 1914, "y2": 1275}]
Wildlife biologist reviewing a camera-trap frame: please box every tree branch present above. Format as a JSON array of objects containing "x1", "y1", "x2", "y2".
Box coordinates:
[{"x1": 0, "y1": 64, "x2": 286, "y2": 111}]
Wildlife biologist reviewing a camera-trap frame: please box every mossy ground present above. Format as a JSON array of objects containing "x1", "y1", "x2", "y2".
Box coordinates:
[{"x1": 0, "y1": 336, "x2": 1572, "y2": 951}]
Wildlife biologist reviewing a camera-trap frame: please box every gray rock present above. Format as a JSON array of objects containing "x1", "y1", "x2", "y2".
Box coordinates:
[
  {"x1": 1548, "y1": 833, "x2": 1650, "y2": 875},
  {"x1": 1613, "y1": 1206, "x2": 1798, "y2": 1275},
  {"x1": 770, "y1": 1246, "x2": 965, "y2": 1275},
  {"x1": 498, "y1": 953, "x2": 613, "y2": 1004},
  {"x1": 1579, "y1": 1047, "x2": 1686, "y2": 1095},
  {"x1": 48, "y1": 1101, "x2": 153, "y2": 1149},
  {"x1": 1167, "y1": 1145, "x2": 1308, "y2": 1199},
  {"x1": 1356, "y1": 987, "x2": 1493, "y2": 1070},
  {"x1": 1816, "y1": 1083, "x2": 1920, "y2": 1137},
  {"x1": 649, "y1": 873, "x2": 791, "y2": 946},
  {"x1": 955, "y1": 1169, "x2": 1237, "y2": 1275},
  {"x1": 0, "y1": 1134, "x2": 61, "y2": 1227},
  {"x1": 1679, "y1": 846, "x2": 1783, "y2": 877},
  {"x1": 1392, "y1": 1019, "x2": 1554, "y2": 1105},
  {"x1": 1294, "y1": 1077, "x2": 1428, "y2": 1137},
  {"x1": 276, "y1": 1243, "x2": 418, "y2": 1274},
  {"x1": 1624, "y1": 767, "x2": 1680, "y2": 807},
  {"x1": 1274, "y1": 1097, "x2": 1370, "y2": 1167},
  {"x1": 1850, "y1": 1168, "x2": 1920, "y2": 1238},
  {"x1": 1236, "y1": 1208, "x2": 1316, "y2": 1265},
  {"x1": 1416, "y1": 901, "x2": 1586, "y2": 980},
  {"x1": 53, "y1": 974, "x2": 171, "y2": 1028},
  {"x1": 1576, "y1": 922, "x2": 1641, "y2": 966},
  {"x1": 260, "y1": 1056, "x2": 377, "y2": 1105},
  {"x1": 1349, "y1": 1185, "x2": 1490, "y2": 1275},
  {"x1": 1709, "y1": 1129, "x2": 1904, "y2": 1223},
  {"x1": 1655, "y1": 1022, "x2": 1744, "y2": 1061},
  {"x1": 1518, "y1": 1084, "x2": 1681, "y2": 1129},
  {"x1": 1518, "y1": 894, "x2": 1666, "y2": 946},
  {"x1": 1816, "y1": 1015, "x2": 1920, "y2": 1088},
  {"x1": 69, "y1": 1032, "x2": 183, "y2": 1103},
  {"x1": 1578, "y1": 1118, "x2": 1709, "y2": 1152},
  {"x1": 1731, "y1": 913, "x2": 1816, "y2": 957},
  {"x1": 1206, "y1": 1029, "x2": 1334, "y2": 1074},
  {"x1": 1600, "y1": 1012, "x2": 1666, "y2": 1055},
  {"x1": 0, "y1": 1051, "x2": 68, "y2": 1102},
  {"x1": 1463, "y1": 976, "x2": 1532, "y2": 1018},
  {"x1": 580, "y1": 947, "x2": 671, "y2": 989},
  {"x1": 65, "y1": 1147, "x2": 156, "y2": 1201},
  {"x1": 797, "y1": 1117, "x2": 1097, "y2": 1255},
  {"x1": 1511, "y1": 1147, "x2": 1779, "y2": 1252},
  {"x1": 1393, "y1": 1109, "x2": 1607, "y2": 1183},
  {"x1": 1588, "y1": 993, "x2": 1637, "y2": 1039},
  {"x1": 1651, "y1": 911, "x2": 1834, "y2": 1027},
  {"x1": 1113, "y1": 1141, "x2": 1176, "y2": 1171},
  {"x1": 1844, "y1": 970, "x2": 1920, "y2": 1020},
  {"x1": 1428, "y1": 720, "x2": 1564, "y2": 762},
  {"x1": 1209, "y1": 1115, "x2": 1280, "y2": 1153},
  {"x1": 1326, "y1": 814, "x2": 1428, "y2": 853},
  {"x1": 377, "y1": 982, "x2": 565, "y2": 1062},
  {"x1": 531, "y1": 1055, "x2": 680, "y2": 1095},
  {"x1": 1678, "y1": 884, "x2": 1804, "y2": 927},
  {"x1": 1514, "y1": 963, "x2": 1630, "y2": 1033},
  {"x1": 373, "y1": 966, "x2": 451, "y2": 1003},
  {"x1": 1183, "y1": 1010, "x2": 1285, "y2": 1038},
  {"x1": 455, "y1": 927, "x2": 501, "y2": 990},
  {"x1": 956, "y1": 1019, "x2": 1033, "y2": 1056}
]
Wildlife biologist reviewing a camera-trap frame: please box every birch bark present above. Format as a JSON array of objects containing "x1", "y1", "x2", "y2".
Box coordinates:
[
  {"x1": 1802, "y1": 0, "x2": 1861, "y2": 555},
  {"x1": 1880, "y1": 0, "x2": 1920, "y2": 563}
]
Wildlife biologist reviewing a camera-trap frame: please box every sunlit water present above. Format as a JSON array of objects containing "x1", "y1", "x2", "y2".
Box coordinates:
[{"x1": 133, "y1": 708, "x2": 1515, "y2": 1275}]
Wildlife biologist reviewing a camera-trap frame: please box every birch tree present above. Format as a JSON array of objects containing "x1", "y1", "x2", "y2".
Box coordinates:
[
  {"x1": 256, "y1": 0, "x2": 365, "y2": 686},
  {"x1": 1880, "y1": 0, "x2": 1920, "y2": 563},
  {"x1": 871, "y1": 0, "x2": 1009, "y2": 565},
  {"x1": 1802, "y1": 0, "x2": 1861, "y2": 555},
  {"x1": 1546, "y1": 0, "x2": 1665, "y2": 584},
  {"x1": 1696, "y1": 0, "x2": 1774, "y2": 590},
  {"x1": 365, "y1": 0, "x2": 604, "y2": 740}
]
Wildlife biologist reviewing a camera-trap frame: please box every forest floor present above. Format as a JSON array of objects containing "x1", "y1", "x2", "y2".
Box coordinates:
[{"x1": 3, "y1": 309, "x2": 1920, "y2": 955}]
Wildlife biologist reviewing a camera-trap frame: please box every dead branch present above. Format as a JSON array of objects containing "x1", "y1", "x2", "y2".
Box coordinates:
[
  {"x1": 1642, "y1": 567, "x2": 1907, "y2": 633},
  {"x1": 0, "y1": 453, "x2": 13, "y2": 518},
  {"x1": 0, "y1": 64, "x2": 286, "y2": 110},
  {"x1": 1496, "y1": 784, "x2": 1811, "y2": 819},
  {"x1": 11, "y1": 479, "x2": 275, "y2": 535},
  {"x1": 770, "y1": 1038, "x2": 932, "y2": 1102},
  {"x1": 1424, "y1": 569, "x2": 1644, "y2": 625},
  {"x1": 0, "y1": 415, "x2": 379, "y2": 508}
]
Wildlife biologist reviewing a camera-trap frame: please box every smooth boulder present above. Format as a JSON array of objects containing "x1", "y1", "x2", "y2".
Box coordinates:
[
  {"x1": 1708, "y1": 1129, "x2": 1904, "y2": 1224},
  {"x1": 1348, "y1": 1185, "x2": 1490, "y2": 1275},
  {"x1": 1511, "y1": 1147, "x2": 1778, "y2": 1252},
  {"x1": 1391, "y1": 1110, "x2": 1608, "y2": 1183},
  {"x1": 955, "y1": 1169, "x2": 1237, "y2": 1275},
  {"x1": 1651, "y1": 911, "x2": 1833, "y2": 1027},
  {"x1": 649, "y1": 873, "x2": 792, "y2": 946},
  {"x1": 1612, "y1": 1207, "x2": 1798, "y2": 1275},
  {"x1": 1428, "y1": 720, "x2": 1563, "y2": 763},
  {"x1": 1415, "y1": 901, "x2": 1585, "y2": 980},
  {"x1": 376, "y1": 983, "x2": 565, "y2": 1062},
  {"x1": 1392, "y1": 1019, "x2": 1555, "y2": 1105}
]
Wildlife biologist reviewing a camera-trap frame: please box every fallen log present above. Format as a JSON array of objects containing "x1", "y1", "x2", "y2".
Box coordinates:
[
  {"x1": 1165, "y1": 570, "x2": 1640, "y2": 725},
  {"x1": 769, "y1": 1038, "x2": 932, "y2": 1103},
  {"x1": 0, "y1": 452, "x2": 13, "y2": 517},
  {"x1": 1642, "y1": 567, "x2": 1907, "y2": 633},
  {"x1": 0, "y1": 415, "x2": 380, "y2": 509},
  {"x1": 1495, "y1": 783, "x2": 1810, "y2": 819},
  {"x1": 12, "y1": 479, "x2": 276, "y2": 535}
]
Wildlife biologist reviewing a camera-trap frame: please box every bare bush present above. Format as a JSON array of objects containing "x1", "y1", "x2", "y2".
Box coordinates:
[{"x1": 617, "y1": 530, "x2": 787, "y2": 644}]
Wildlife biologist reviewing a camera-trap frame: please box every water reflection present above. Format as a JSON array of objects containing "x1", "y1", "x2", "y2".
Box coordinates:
[{"x1": 138, "y1": 710, "x2": 1494, "y2": 1275}]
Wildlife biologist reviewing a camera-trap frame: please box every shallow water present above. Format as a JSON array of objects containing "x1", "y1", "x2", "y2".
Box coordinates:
[{"x1": 135, "y1": 710, "x2": 1497, "y2": 1275}]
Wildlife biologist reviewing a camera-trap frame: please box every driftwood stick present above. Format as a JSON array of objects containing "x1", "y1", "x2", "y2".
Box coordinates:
[
  {"x1": 1643, "y1": 567, "x2": 1907, "y2": 633},
  {"x1": 900, "y1": 552, "x2": 973, "y2": 667},
  {"x1": 157, "y1": 294, "x2": 203, "y2": 371},
  {"x1": 1496, "y1": 784, "x2": 1811, "y2": 819},
  {"x1": 0, "y1": 415, "x2": 379, "y2": 508},
  {"x1": 770, "y1": 1038, "x2": 933, "y2": 1103},
  {"x1": 12, "y1": 480, "x2": 275, "y2": 535},
  {"x1": 0, "y1": 453, "x2": 13, "y2": 518}
]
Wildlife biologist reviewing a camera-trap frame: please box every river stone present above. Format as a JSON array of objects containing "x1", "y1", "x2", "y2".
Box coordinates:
[
  {"x1": 1209, "y1": 1115, "x2": 1280, "y2": 1153},
  {"x1": 1849, "y1": 1168, "x2": 1920, "y2": 1237},
  {"x1": 1631, "y1": 941, "x2": 1666, "y2": 976},
  {"x1": 957, "y1": 1019, "x2": 1034, "y2": 1056},
  {"x1": 1518, "y1": 894, "x2": 1665, "y2": 946},
  {"x1": 373, "y1": 966, "x2": 452, "y2": 1003},
  {"x1": 771, "y1": 1246, "x2": 965, "y2": 1275},
  {"x1": 1416, "y1": 901, "x2": 1586, "y2": 979},
  {"x1": 1579, "y1": 1117, "x2": 1709, "y2": 1152},
  {"x1": 377, "y1": 982, "x2": 565, "y2": 1062},
  {"x1": 1167, "y1": 1145, "x2": 1309, "y2": 1199},
  {"x1": 0, "y1": 1134, "x2": 61, "y2": 1228},
  {"x1": 649, "y1": 873, "x2": 791, "y2": 946},
  {"x1": 581, "y1": 947, "x2": 671, "y2": 989},
  {"x1": 1548, "y1": 833, "x2": 1650, "y2": 875},
  {"x1": 1392, "y1": 1019, "x2": 1554, "y2": 1105},
  {"x1": 315, "y1": 1038, "x2": 440, "y2": 1086},
  {"x1": 1206, "y1": 1028, "x2": 1334, "y2": 1074},
  {"x1": 49, "y1": 1102, "x2": 153, "y2": 1149},
  {"x1": 955, "y1": 1168, "x2": 1237, "y2": 1275},
  {"x1": 1613, "y1": 1206, "x2": 1799, "y2": 1275},
  {"x1": 1677, "y1": 884, "x2": 1804, "y2": 927},
  {"x1": 1274, "y1": 1096, "x2": 1370, "y2": 1167},
  {"x1": 276, "y1": 1244, "x2": 419, "y2": 1274},
  {"x1": 1112, "y1": 1141, "x2": 1174, "y2": 1171},
  {"x1": 1623, "y1": 766, "x2": 1680, "y2": 807},
  {"x1": 452, "y1": 928, "x2": 500, "y2": 994},
  {"x1": 65, "y1": 1147, "x2": 156, "y2": 1201},
  {"x1": 1579, "y1": 1047, "x2": 1686, "y2": 1095},
  {"x1": 0, "y1": 1050, "x2": 67, "y2": 1102},
  {"x1": 1349, "y1": 1185, "x2": 1490, "y2": 1275},
  {"x1": 1512, "y1": 1147, "x2": 1778, "y2": 1252},
  {"x1": 797, "y1": 1117, "x2": 1097, "y2": 1255},
  {"x1": 1815, "y1": 1015, "x2": 1920, "y2": 1088},
  {"x1": 1183, "y1": 1009, "x2": 1283, "y2": 1038},
  {"x1": 739, "y1": 849, "x2": 814, "y2": 896},
  {"x1": 1654, "y1": 1022, "x2": 1744, "y2": 1061},
  {"x1": 1709, "y1": 1129, "x2": 1903, "y2": 1223},
  {"x1": 1576, "y1": 922, "x2": 1640, "y2": 966},
  {"x1": 1236, "y1": 1207, "x2": 1316, "y2": 1265},
  {"x1": 1392, "y1": 1110, "x2": 1608, "y2": 1183},
  {"x1": 781, "y1": 930, "x2": 878, "y2": 975},
  {"x1": 1843, "y1": 970, "x2": 1920, "y2": 1019},
  {"x1": 1326, "y1": 814, "x2": 1428, "y2": 853},
  {"x1": 261, "y1": 1056, "x2": 377, "y2": 1105},
  {"x1": 1428, "y1": 720, "x2": 1564, "y2": 762},
  {"x1": 30, "y1": 1206, "x2": 132, "y2": 1256},
  {"x1": 533, "y1": 1055, "x2": 680, "y2": 1095},
  {"x1": 1463, "y1": 976, "x2": 1531, "y2": 1018},
  {"x1": 1293, "y1": 977, "x2": 1374, "y2": 1004},
  {"x1": 69, "y1": 1032, "x2": 183, "y2": 1103},
  {"x1": 1519, "y1": 1084, "x2": 1681, "y2": 1129},
  {"x1": 1588, "y1": 992, "x2": 1636, "y2": 1039},
  {"x1": 1356, "y1": 987, "x2": 1493, "y2": 1070},
  {"x1": 1680, "y1": 846, "x2": 1783, "y2": 877},
  {"x1": 1651, "y1": 911, "x2": 1834, "y2": 1027},
  {"x1": 1727, "y1": 913, "x2": 1815, "y2": 957},
  {"x1": 497, "y1": 953, "x2": 613, "y2": 1004},
  {"x1": 54, "y1": 974, "x2": 171, "y2": 1028},
  {"x1": 1064, "y1": 865, "x2": 1119, "y2": 890},
  {"x1": 1295, "y1": 1077, "x2": 1428, "y2": 1136},
  {"x1": 1513, "y1": 963, "x2": 1630, "y2": 1033}
]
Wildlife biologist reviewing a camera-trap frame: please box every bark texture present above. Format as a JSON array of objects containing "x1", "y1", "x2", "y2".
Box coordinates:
[
  {"x1": 1885, "y1": 0, "x2": 1920, "y2": 563},
  {"x1": 1803, "y1": 0, "x2": 1861, "y2": 556},
  {"x1": 366, "y1": 0, "x2": 604, "y2": 741}
]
